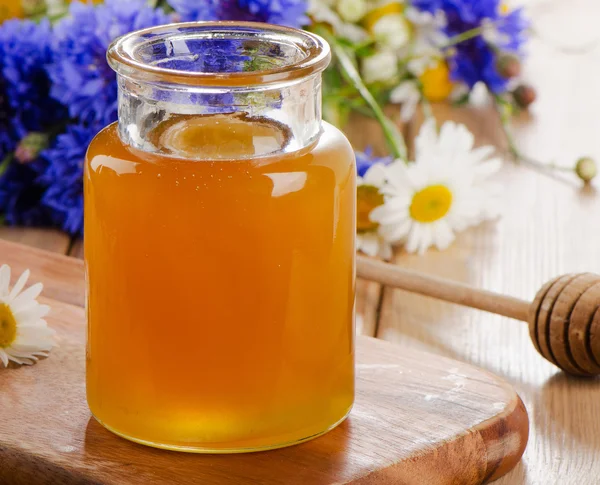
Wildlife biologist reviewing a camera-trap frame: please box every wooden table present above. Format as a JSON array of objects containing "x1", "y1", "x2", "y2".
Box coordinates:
[{"x1": 2, "y1": 2, "x2": 600, "y2": 482}]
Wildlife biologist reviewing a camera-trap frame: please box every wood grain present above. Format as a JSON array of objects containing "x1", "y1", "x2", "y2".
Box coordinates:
[
  {"x1": 0, "y1": 227, "x2": 70, "y2": 254},
  {"x1": 355, "y1": 279, "x2": 381, "y2": 337},
  {"x1": 346, "y1": 109, "x2": 405, "y2": 338},
  {"x1": 358, "y1": 254, "x2": 600, "y2": 377},
  {"x1": 357, "y1": 255, "x2": 531, "y2": 321},
  {"x1": 0, "y1": 243, "x2": 528, "y2": 485},
  {"x1": 0, "y1": 239, "x2": 84, "y2": 307},
  {"x1": 377, "y1": 17, "x2": 600, "y2": 483},
  {"x1": 68, "y1": 238, "x2": 84, "y2": 259},
  {"x1": 2, "y1": 3, "x2": 599, "y2": 482}
]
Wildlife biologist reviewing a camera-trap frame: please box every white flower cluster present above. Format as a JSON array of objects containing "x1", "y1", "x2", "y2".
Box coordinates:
[
  {"x1": 357, "y1": 119, "x2": 502, "y2": 257},
  {"x1": 308, "y1": 0, "x2": 451, "y2": 121}
]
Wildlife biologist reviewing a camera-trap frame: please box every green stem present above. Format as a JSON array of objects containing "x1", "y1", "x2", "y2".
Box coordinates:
[
  {"x1": 493, "y1": 96, "x2": 573, "y2": 175},
  {"x1": 326, "y1": 35, "x2": 408, "y2": 161},
  {"x1": 442, "y1": 16, "x2": 513, "y2": 51},
  {"x1": 420, "y1": 94, "x2": 434, "y2": 121},
  {"x1": 442, "y1": 26, "x2": 485, "y2": 48},
  {"x1": 0, "y1": 153, "x2": 13, "y2": 178}
]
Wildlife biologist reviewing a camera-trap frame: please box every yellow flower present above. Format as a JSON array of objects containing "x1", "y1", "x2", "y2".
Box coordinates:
[
  {"x1": 419, "y1": 60, "x2": 453, "y2": 102},
  {"x1": 0, "y1": 1, "x2": 23, "y2": 23},
  {"x1": 363, "y1": 1, "x2": 404, "y2": 32},
  {"x1": 357, "y1": 184, "x2": 384, "y2": 233},
  {"x1": 367, "y1": 3, "x2": 411, "y2": 50},
  {"x1": 356, "y1": 163, "x2": 393, "y2": 259}
]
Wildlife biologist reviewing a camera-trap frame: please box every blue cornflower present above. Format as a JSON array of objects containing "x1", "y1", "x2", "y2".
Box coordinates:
[
  {"x1": 38, "y1": 123, "x2": 98, "y2": 236},
  {"x1": 0, "y1": 161, "x2": 52, "y2": 227},
  {"x1": 0, "y1": 77, "x2": 13, "y2": 160},
  {"x1": 413, "y1": 0, "x2": 528, "y2": 93},
  {"x1": 0, "y1": 18, "x2": 67, "y2": 227},
  {"x1": 169, "y1": 0, "x2": 309, "y2": 28},
  {"x1": 355, "y1": 148, "x2": 393, "y2": 178},
  {"x1": 0, "y1": 19, "x2": 65, "y2": 131},
  {"x1": 168, "y1": 0, "x2": 218, "y2": 22},
  {"x1": 47, "y1": 0, "x2": 172, "y2": 127}
]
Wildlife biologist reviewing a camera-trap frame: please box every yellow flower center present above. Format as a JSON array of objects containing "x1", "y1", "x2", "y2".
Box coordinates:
[
  {"x1": 357, "y1": 184, "x2": 384, "y2": 233},
  {"x1": 500, "y1": 2, "x2": 510, "y2": 14},
  {"x1": 0, "y1": 2, "x2": 23, "y2": 23},
  {"x1": 409, "y1": 184, "x2": 453, "y2": 223},
  {"x1": 0, "y1": 303, "x2": 17, "y2": 349},
  {"x1": 419, "y1": 60, "x2": 454, "y2": 102},
  {"x1": 363, "y1": 2, "x2": 404, "y2": 32}
]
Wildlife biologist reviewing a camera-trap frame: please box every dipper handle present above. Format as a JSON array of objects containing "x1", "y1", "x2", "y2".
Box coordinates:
[
  {"x1": 356, "y1": 256, "x2": 530, "y2": 321},
  {"x1": 356, "y1": 255, "x2": 600, "y2": 377}
]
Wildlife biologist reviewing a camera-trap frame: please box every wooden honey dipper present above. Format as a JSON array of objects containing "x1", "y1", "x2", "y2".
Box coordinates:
[{"x1": 356, "y1": 255, "x2": 600, "y2": 377}]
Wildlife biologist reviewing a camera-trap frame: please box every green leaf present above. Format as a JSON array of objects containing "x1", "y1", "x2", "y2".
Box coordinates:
[
  {"x1": 327, "y1": 35, "x2": 407, "y2": 161},
  {"x1": 0, "y1": 153, "x2": 13, "y2": 178}
]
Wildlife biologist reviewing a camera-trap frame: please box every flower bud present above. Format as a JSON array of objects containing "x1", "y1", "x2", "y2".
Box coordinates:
[
  {"x1": 496, "y1": 54, "x2": 521, "y2": 79},
  {"x1": 512, "y1": 84, "x2": 536, "y2": 109},
  {"x1": 337, "y1": 0, "x2": 368, "y2": 23},
  {"x1": 575, "y1": 157, "x2": 597, "y2": 184},
  {"x1": 15, "y1": 132, "x2": 49, "y2": 164}
]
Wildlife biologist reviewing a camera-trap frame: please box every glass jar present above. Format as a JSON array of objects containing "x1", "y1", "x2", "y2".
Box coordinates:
[{"x1": 84, "y1": 22, "x2": 356, "y2": 453}]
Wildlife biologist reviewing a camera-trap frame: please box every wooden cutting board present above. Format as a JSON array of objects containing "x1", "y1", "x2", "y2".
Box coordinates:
[{"x1": 0, "y1": 240, "x2": 528, "y2": 485}]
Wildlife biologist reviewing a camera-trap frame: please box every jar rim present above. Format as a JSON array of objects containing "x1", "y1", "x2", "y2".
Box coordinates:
[{"x1": 107, "y1": 21, "x2": 331, "y2": 87}]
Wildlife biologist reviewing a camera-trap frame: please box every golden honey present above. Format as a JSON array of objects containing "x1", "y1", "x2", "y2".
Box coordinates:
[{"x1": 85, "y1": 112, "x2": 356, "y2": 451}]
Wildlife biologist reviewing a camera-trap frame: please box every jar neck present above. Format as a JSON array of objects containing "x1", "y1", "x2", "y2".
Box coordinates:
[{"x1": 117, "y1": 73, "x2": 323, "y2": 158}]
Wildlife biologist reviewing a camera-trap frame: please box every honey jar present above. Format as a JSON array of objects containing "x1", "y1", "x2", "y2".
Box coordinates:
[{"x1": 85, "y1": 22, "x2": 356, "y2": 452}]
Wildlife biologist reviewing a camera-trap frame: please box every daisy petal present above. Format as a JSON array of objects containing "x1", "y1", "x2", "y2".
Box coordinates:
[
  {"x1": 363, "y1": 163, "x2": 388, "y2": 186},
  {"x1": 358, "y1": 233, "x2": 380, "y2": 257},
  {"x1": 380, "y1": 240, "x2": 393, "y2": 261},
  {"x1": 385, "y1": 218, "x2": 413, "y2": 242},
  {"x1": 9, "y1": 269, "x2": 30, "y2": 301},
  {"x1": 0, "y1": 265, "x2": 10, "y2": 299},
  {"x1": 13, "y1": 304, "x2": 51, "y2": 324},
  {"x1": 10, "y1": 283, "x2": 44, "y2": 311},
  {"x1": 432, "y1": 221, "x2": 456, "y2": 251},
  {"x1": 370, "y1": 205, "x2": 406, "y2": 225}
]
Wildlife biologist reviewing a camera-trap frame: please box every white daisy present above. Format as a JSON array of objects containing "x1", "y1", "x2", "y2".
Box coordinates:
[
  {"x1": 0, "y1": 265, "x2": 55, "y2": 366},
  {"x1": 308, "y1": 0, "x2": 368, "y2": 43},
  {"x1": 370, "y1": 12, "x2": 411, "y2": 50},
  {"x1": 357, "y1": 163, "x2": 393, "y2": 260},
  {"x1": 404, "y1": 7, "x2": 448, "y2": 76},
  {"x1": 405, "y1": 7, "x2": 448, "y2": 48},
  {"x1": 370, "y1": 119, "x2": 502, "y2": 254},
  {"x1": 390, "y1": 80, "x2": 421, "y2": 122},
  {"x1": 361, "y1": 50, "x2": 399, "y2": 84}
]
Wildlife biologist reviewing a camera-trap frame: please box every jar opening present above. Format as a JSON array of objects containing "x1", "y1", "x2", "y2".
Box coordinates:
[{"x1": 108, "y1": 21, "x2": 331, "y2": 87}]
